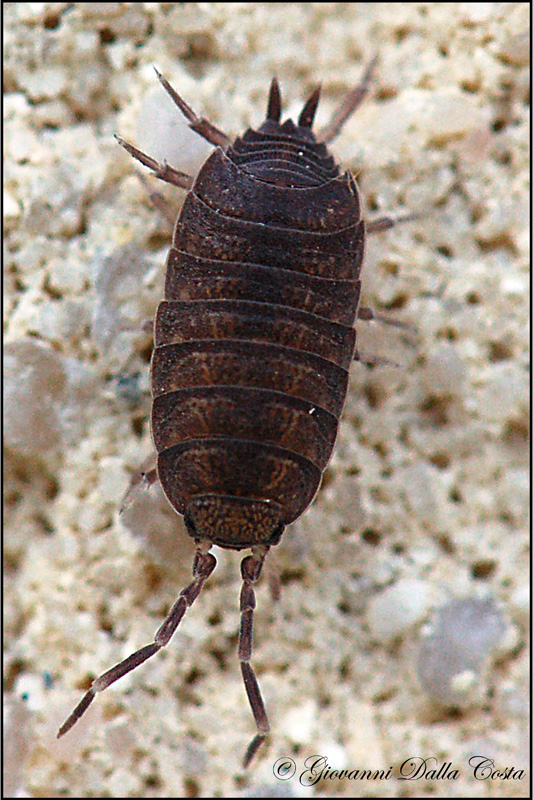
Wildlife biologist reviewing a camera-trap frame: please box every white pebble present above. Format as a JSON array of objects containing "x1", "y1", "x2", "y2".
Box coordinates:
[
  {"x1": 367, "y1": 579, "x2": 432, "y2": 643},
  {"x1": 421, "y1": 344, "x2": 466, "y2": 396},
  {"x1": 417, "y1": 597, "x2": 509, "y2": 707},
  {"x1": 136, "y1": 82, "x2": 214, "y2": 176},
  {"x1": 4, "y1": 340, "x2": 65, "y2": 457},
  {"x1": 281, "y1": 700, "x2": 318, "y2": 744}
]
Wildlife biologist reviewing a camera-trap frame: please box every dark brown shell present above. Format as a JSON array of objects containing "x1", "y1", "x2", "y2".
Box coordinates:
[
  {"x1": 151, "y1": 103, "x2": 364, "y2": 550},
  {"x1": 57, "y1": 70, "x2": 384, "y2": 766}
]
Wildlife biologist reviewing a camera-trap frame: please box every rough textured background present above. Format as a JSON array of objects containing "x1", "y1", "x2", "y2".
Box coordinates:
[{"x1": 4, "y1": 3, "x2": 530, "y2": 797}]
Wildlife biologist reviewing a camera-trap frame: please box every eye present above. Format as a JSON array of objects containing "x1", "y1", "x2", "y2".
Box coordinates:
[
  {"x1": 273, "y1": 522, "x2": 285, "y2": 542},
  {"x1": 184, "y1": 511, "x2": 197, "y2": 536}
]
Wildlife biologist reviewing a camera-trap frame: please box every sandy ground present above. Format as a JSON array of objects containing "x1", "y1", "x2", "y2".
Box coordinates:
[{"x1": 4, "y1": 3, "x2": 530, "y2": 797}]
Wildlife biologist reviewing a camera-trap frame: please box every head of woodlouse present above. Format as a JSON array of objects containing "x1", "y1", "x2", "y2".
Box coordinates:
[{"x1": 184, "y1": 494, "x2": 286, "y2": 550}]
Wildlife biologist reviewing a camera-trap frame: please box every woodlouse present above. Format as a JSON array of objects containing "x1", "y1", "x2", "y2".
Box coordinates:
[{"x1": 58, "y1": 58, "x2": 405, "y2": 766}]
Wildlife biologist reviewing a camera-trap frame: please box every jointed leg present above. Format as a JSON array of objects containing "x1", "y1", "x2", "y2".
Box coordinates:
[
  {"x1": 135, "y1": 171, "x2": 178, "y2": 226},
  {"x1": 57, "y1": 541, "x2": 216, "y2": 738},
  {"x1": 115, "y1": 68, "x2": 233, "y2": 187},
  {"x1": 357, "y1": 306, "x2": 413, "y2": 331},
  {"x1": 119, "y1": 453, "x2": 158, "y2": 514},
  {"x1": 316, "y1": 54, "x2": 378, "y2": 144},
  {"x1": 358, "y1": 211, "x2": 420, "y2": 334},
  {"x1": 353, "y1": 347, "x2": 401, "y2": 368},
  {"x1": 154, "y1": 68, "x2": 232, "y2": 150},
  {"x1": 239, "y1": 546, "x2": 270, "y2": 768},
  {"x1": 366, "y1": 211, "x2": 421, "y2": 234},
  {"x1": 115, "y1": 134, "x2": 194, "y2": 190}
]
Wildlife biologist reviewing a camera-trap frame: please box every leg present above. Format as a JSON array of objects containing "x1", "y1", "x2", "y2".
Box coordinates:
[
  {"x1": 119, "y1": 453, "x2": 158, "y2": 514},
  {"x1": 316, "y1": 54, "x2": 378, "y2": 144},
  {"x1": 357, "y1": 306, "x2": 413, "y2": 331},
  {"x1": 135, "y1": 171, "x2": 178, "y2": 226},
  {"x1": 115, "y1": 134, "x2": 194, "y2": 190},
  {"x1": 359, "y1": 211, "x2": 421, "y2": 333},
  {"x1": 57, "y1": 541, "x2": 217, "y2": 738},
  {"x1": 146, "y1": 189, "x2": 177, "y2": 226},
  {"x1": 353, "y1": 347, "x2": 401, "y2": 368},
  {"x1": 154, "y1": 68, "x2": 232, "y2": 150},
  {"x1": 366, "y1": 211, "x2": 421, "y2": 235},
  {"x1": 239, "y1": 546, "x2": 271, "y2": 768}
]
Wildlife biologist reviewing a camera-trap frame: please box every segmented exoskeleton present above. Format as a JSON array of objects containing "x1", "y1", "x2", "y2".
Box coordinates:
[{"x1": 59, "y1": 58, "x2": 404, "y2": 766}]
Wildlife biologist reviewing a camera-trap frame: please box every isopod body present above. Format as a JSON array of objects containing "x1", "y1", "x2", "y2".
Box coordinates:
[
  {"x1": 59, "y1": 60, "x2": 389, "y2": 766},
  {"x1": 153, "y1": 96, "x2": 363, "y2": 549}
]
